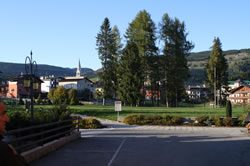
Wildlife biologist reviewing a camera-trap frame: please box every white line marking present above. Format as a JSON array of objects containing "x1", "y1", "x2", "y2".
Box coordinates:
[{"x1": 107, "y1": 138, "x2": 127, "y2": 166}]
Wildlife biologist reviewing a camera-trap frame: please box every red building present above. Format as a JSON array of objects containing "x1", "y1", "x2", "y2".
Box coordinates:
[{"x1": 7, "y1": 74, "x2": 43, "y2": 98}]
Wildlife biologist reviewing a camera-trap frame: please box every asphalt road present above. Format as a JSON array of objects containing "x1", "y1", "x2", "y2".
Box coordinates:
[{"x1": 31, "y1": 126, "x2": 250, "y2": 166}]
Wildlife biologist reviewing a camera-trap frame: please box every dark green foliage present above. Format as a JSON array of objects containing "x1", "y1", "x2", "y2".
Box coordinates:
[
  {"x1": 123, "y1": 114, "x2": 183, "y2": 125},
  {"x1": 36, "y1": 94, "x2": 42, "y2": 105},
  {"x1": 6, "y1": 105, "x2": 72, "y2": 130},
  {"x1": 78, "y1": 89, "x2": 92, "y2": 101},
  {"x1": 195, "y1": 116, "x2": 209, "y2": 126},
  {"x1": 6, "y1": 111, "x2": 31, "y2": 130},
  {"x1": 223, "y1": 117, "x2": 232, "y2": 127},
  {"x1": 96, "y1": 18, "x2": 120, "y2": 100},
  {"x1": 50, "y1": 104, "x2": 71, "y2": 121},
  {"x1": 159, "y1": 13, "x2": 194, "y2": 106},
  {"x1": 118, "y1": 42, "x2": 143, "y2": 106},
  {"x1": 48, "y1": 87, "x2": 79, "y2": 105},
  {"x1": 18, "y1": 98, "x2": 24, "y2": 105},
  {"x1": 124, "y1": 10, "x2": 158, "y2": 104},
  {"x1": 78, "y1": 118, "x2": 102, "y2": 129},
  {"x1": 68, "y1": 89, "x2": 79, "y2": 105},
  {"x1": 226, "y1": 100, "x2": 232, "y2": 117},
  {"x1": 48, "y1": 86, "x2": 67, "y2": 104},
  {"x1": 206, "y1": 37, "x2": 228, "y2": 104}
]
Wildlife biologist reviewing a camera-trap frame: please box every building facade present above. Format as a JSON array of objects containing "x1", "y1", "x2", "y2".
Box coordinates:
[{"x1": 228, "y1": 86, "x2": 250, "y2": 105}]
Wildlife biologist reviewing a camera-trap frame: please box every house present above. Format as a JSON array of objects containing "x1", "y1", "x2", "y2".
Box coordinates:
[
  {"x1": 0, "y1": 81, "x2": 8, "y2": 97},
  {"x1": 40, "y1": 76, "x2": 61, "y2": 93},
  {"x1": 186, "y1": 85, "x2": 209, "y2": 103},
  {"x1": 228, "y1": 79, "x2": 250, "y2": 90},
  {"x1": 58, "y1": 60, "x2": 95, "y2": 92},
  {"x1": 58, "y1": 76, "x2": 94, "y2": 92},
  {"x1": 228, "y1": 85, "x2": 250, "y2": 105},
  {"x1": 7, "y1": 74, "x2": 43, "y2": 98}
]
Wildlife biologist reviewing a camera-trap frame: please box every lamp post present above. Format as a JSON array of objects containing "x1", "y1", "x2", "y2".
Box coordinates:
[{"x1": 25, "y1": 51, "x2": 37, "y2": 122}]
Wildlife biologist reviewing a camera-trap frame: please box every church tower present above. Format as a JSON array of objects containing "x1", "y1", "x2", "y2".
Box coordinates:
[{"x1": 76, "y1": 59, "x2": 82, "y2": 77}]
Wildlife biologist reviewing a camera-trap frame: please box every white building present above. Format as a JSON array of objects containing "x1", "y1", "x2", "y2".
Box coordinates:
[
  {"x1": 58, "y1": 76, "x2": 94, "y2": 92},
  {"x1": 40, "y1": 76, "x2": 59, "y2": 93},
  {"x1": 58, "y1": 60, "x2": 95, "y2": 92}
]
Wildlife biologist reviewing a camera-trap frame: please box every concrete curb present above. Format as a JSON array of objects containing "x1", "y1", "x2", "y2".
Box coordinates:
[{"x1": 21, "y1": 131, "x2": 81, "y2": 163}]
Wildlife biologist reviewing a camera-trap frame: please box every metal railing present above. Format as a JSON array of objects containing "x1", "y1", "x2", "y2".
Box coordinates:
[{"x1": 4, "y1": 117, "x2": 80, "y2": 153}]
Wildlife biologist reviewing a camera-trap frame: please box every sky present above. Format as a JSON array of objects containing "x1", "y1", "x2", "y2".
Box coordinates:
[{"x1": 0, "y1": 0, "x2": 249, "y2": 70}]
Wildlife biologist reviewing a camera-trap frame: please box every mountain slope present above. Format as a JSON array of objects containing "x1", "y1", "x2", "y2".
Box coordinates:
[{"x1": 0, "y1": 62, "x2": 96, "y2": 79}]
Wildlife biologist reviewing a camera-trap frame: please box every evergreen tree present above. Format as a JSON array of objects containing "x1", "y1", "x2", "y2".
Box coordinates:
[
  {"x1": 111, "y1": 25, "x2": 122, "y2": 99},
  {"x1": 96, "y1": 18, "x2": 119, "y2": 101},
  {"x1": 159, "y1": 13, "x2": 194, "y2": 107},
  {"x1": 118, "y1": 42, "x2": 143, "y2": 106},
  {"x1": 206, "y1": 37, "x2": 228, "y2": 106},
  {"x1": 125, "y1": 10, "x2": 158, "y2": 103}
]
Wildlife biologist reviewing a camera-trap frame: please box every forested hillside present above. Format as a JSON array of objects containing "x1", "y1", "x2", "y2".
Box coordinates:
[
  {"x1": 0, "y1": 62, "x2": 96, "y2": 79},
  {"x1": 187, "y1": 48, "x2": 250, "y2": 85},
  {"x1": 0, "y1": 48, "x2": 249, "y2": 83}
]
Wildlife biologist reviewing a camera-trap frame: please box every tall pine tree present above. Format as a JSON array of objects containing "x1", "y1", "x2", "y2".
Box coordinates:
[
  {"x1": 96, "y1": 18, "x2": 119, "y2": 101},
  {"x1": 206, "y1": 37, "x2": 228, "y2": 106},
  {"x1": 125, "y1": 10, "x2": 158, "y2": 104},
  {"x1": 159, "y1": 13, "x2": 194, "y2": 107},
  {"x1": 118, "y1": 42, "x2": 143, "y2": 106}
]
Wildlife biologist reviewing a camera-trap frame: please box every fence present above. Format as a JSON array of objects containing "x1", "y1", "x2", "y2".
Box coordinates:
[{"x1": 5, "y1": 117, "x2": 80, "y2": 153}]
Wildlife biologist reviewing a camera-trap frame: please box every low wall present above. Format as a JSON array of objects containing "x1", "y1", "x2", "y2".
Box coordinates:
[{"x1": 21, "y1": 131, "x2": 80, "y2": 163}]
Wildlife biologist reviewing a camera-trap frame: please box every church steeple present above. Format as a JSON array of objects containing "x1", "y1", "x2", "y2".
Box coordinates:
[{"x1": 76, "y1": 59, "x2": 82, "y2": 77}]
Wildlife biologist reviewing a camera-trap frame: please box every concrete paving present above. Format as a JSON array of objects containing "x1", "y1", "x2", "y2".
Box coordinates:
[{"x1": 31, "y1": 120, "x2": 250, "y2": 166}]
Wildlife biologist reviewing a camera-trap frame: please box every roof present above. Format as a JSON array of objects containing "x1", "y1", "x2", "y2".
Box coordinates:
[
  {"x1": 11, "y1": 74, "x2": 43, "y2": 83},
  {"x1": 59, "y1": 76, "x2": 93, "y2": 83},
  {"x1": 230, "y1": 85, "x2": 250, "y2": 94}
]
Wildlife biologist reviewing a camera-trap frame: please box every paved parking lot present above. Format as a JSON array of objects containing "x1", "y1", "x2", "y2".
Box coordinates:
[{"x1": 31, "y1": 126, "x2": 250, "y2": 166}]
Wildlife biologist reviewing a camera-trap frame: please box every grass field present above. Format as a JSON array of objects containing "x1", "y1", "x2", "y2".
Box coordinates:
[
  {"x1": 7, "y1": 104, "x2": 249, "y2": 121},
  {"x1": 68, "y1": 104, "x2": 249, "y2": 121}
]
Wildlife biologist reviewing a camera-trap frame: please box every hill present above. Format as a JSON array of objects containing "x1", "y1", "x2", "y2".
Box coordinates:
[
  {"x1": 187, "y1": 48, "x2": 250, "y2": 85},
  {"x1": 0, "y1": 48, "x2": 249, "y2": 84},
  {"x1": 0, "y1": 62, "x2": 96, "y2": 79}
]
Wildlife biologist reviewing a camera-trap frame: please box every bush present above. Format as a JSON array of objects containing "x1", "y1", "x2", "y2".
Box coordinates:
[
  {"x1": 7, "y1": 111, "x2": 31, "y2": 130},
  {"x1": 211, "y1": 116, "x2": 223, "y2": 127},
  {"x1": 162, "y1": 115, "x2": 174, "y2": 125},
  {"x1": 223, "y1": 117, "x2": 232, "y2": 127},
  {"x1": 170, "y1": 117, "x2": 183, "y2": 125},
  {"x1": 195, "y1": 116, "x2": 209, "y2": 126},
  {"x1": 123, "y1": 115, "x2": 184, "y2": 126},
  {"x1": 123, "y1": 115, "x2": 144, "y2": 125},
  {"x1": 78, "y1": 118, "x2": 102, "y2": 129}
]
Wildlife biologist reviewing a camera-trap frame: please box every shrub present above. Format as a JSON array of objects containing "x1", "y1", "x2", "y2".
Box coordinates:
[
  {"x1": 144, "y1": 115, "x2": 162, "y2": 125},
  {"x1": 78, "y1": 118, "x2": 102, "y2": 129},
  {"x1": 195, "y1": 116, "x2": 209, "y2": 126},
  {"x1": 211, "y1": 116, "x2": 223, "y2": 127},
  {"x1": 170, "y1": 117, "x2": 183, "y2": 125},
  {"x1": 7, "y1": 111, "x2": 31, "y2": 130},
  {"x1": 223, "y1": 117, "x2": 232, "y2": 127},
  {"x1": 162, "y1": 115, "x2": 173, "y2": 125},
  {"x1": 123, "y1": 115, "x2": 144, "y2": 125}
]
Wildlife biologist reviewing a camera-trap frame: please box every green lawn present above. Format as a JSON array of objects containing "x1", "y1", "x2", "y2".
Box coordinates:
[
  {"x1": 68, "y1": 104, "x2": 249, "y2": 121},
  {"x1": 7, "y1": 104, "x2": 248, "y2": 121}
]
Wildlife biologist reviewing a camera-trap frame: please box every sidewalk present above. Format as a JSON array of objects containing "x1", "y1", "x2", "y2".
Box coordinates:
[{"x1": 72, "y1": 114, "x2": 248, "y2": 136}]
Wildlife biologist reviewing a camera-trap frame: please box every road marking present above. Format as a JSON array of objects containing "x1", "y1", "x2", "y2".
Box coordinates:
[{"x1": 107, "y1": 138, "x2": 127, "y2": 166}]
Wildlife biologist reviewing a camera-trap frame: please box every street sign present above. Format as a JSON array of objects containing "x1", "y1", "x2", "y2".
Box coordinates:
[
  {"x1": 115, "y1": 101, "x2": 122, "y2": 122},
  {"x1": 115, "y1": 101, "x2": 122, "y2": 112}
]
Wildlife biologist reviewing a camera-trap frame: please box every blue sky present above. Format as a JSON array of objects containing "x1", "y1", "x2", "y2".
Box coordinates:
[{"x1": 0, "y1": 0, "x2": 249, "y2": 70}]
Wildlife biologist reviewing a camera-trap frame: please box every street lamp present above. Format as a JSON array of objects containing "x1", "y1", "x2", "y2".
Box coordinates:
[{"x1": 24, "y1": 51, "x2": 37, "y2": 122}]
